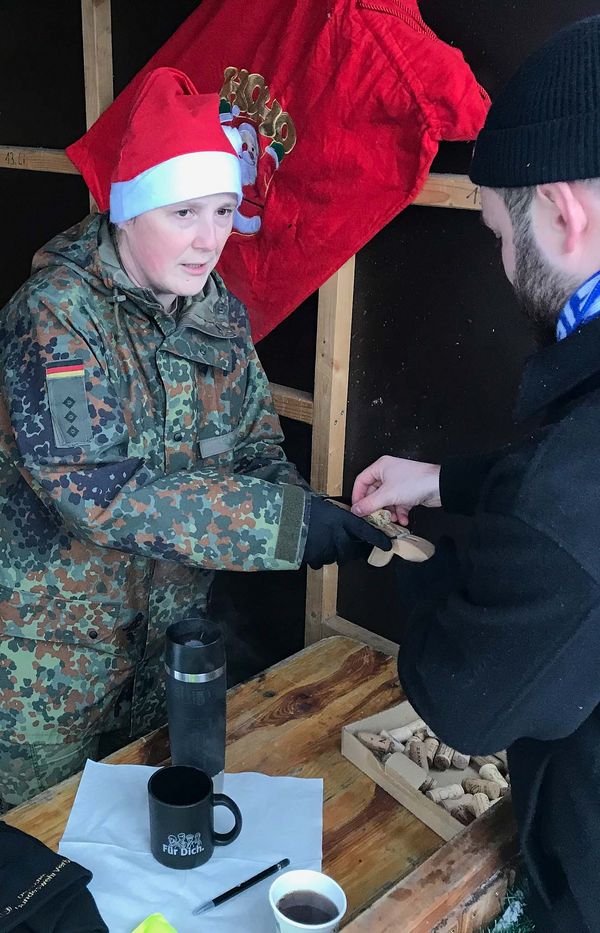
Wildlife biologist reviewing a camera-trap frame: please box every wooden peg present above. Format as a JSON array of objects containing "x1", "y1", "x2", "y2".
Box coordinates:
[
  {"x1": 423, "y1": 737, "x2": 439, "y2": 766},
  {"x1": 467, "y1": 793, "x2": 492, "y2": 818},
  {"x1": 462, "y1": 778, "x2": 501, "y2": 800},
  {"x1": 405, "y1": 738, "x2": 429, "y2": 770},
  {"x1": 449, "y1": 804, "x2": 475, "y2": 826},
  {"x1": 426, "y1": 783, "x2": 464, "y2": 804},
  {"x1": 433, "y1": 743, "x2": 454, "y2": 771},
  {"x1": 451, "y1": 750, "x2": 471, "y2": 770},
  {"x1": 479, "y1": 763, "x2": 508, "y2": 788},
  {"x1": 381, "y1": 730, "x2": 405, "y2": 753},
  {"x1": 419, "y1": 776, "x2": 438, "y2": 793},
  {"x1": 357, "y1": 731, "x2": 393, "y2": 755}
]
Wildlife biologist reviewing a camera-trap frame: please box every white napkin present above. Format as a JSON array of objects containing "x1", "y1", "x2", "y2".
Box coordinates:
[{"x1": 59, "y1": 761, "x2": 323, "y2": 933}]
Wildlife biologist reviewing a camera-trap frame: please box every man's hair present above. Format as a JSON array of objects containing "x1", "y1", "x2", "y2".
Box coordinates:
[
  {"x1": 495, "y1": 188, "x2": 535, "y2": 237},
  {"x1": 495, "y1": 179, "x2": 600, "y2": 232}
]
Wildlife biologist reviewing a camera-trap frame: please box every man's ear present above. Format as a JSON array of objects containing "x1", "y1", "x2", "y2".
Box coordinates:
[{"x1": 537, "y1": 182, "x2": 588, "y2": 253}]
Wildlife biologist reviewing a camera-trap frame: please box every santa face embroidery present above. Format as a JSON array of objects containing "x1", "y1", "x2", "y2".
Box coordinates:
[{"x1": 219, "y1": 67, "x2": 297, "y2": 235}]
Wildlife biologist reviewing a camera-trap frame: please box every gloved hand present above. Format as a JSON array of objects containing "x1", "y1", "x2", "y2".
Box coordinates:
[{"x1": 302, "y1": 496, "x2": 392, "y2": 570}]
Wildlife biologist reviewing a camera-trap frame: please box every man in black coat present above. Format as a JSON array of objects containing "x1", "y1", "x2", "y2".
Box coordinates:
[{"x1": 352, "y1": 16, "x2": 600, "y2": 932}]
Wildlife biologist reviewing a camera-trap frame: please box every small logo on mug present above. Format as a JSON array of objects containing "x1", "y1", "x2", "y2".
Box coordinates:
[{"x1": 163, "y1": 832, "x2": 204, "y2": 856}]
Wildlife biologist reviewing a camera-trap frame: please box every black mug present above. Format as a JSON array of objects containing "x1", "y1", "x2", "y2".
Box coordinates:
[
  {"x1": 165, "y1": 615, "x2": 227, "y2": 791},
  {"x1": 148, "y1": 765, "x2": 242, "y2": 869}
]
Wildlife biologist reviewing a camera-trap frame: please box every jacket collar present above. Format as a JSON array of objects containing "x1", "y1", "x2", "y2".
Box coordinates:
[
  {"x1": 96, "y1": 216, "x2": 237, "y2": 370},
  {"x1": 164, "y1": 275, "x2": 234, "y2": 371},
  {"x1": 516, "y1": 313, "x2": 600, "y2": 421}
]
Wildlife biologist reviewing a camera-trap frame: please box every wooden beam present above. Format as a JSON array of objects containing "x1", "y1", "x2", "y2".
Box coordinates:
[
  {"x1": 324, "y1": 614, "x2": 399, "y2": 659},
  {"x1": 343, "y1": 798, "x2": 518, "y2": 932},
  {"x1": 306, "y1": 565, "x2": 338, "y2": 645},
  {"x1": 270, "y1": 383, "x2": 313, "y2": 425},
  {"x1": 0, "y1": 147, "x2": 78, "y2": 174},
  {"x1": 413, "y1": 173, "x2": 481, "y2": 211},
  {"x1": 310, "y1": 255, "x2": 355, "y2": 494},
  {"x1": 305, "y1": 256, "x2": 355, "y2": 646},
  {"x1": 81, "y1": 0, "x2": 114, "y2": 128},
  {"x1": 432, "y1": 870, "x2": 513, "y2": 933},
  {"x1": 0, "y1": 150, "x2": 483, "y2": 215},
  {"x1": 81, "y1": 0, "x2": 113, "y2": 210}
]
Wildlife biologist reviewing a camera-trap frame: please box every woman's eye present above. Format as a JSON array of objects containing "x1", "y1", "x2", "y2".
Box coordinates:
[
  {"x1": 217, "y1": 208, "x2": 234, "y2": 217},
  {"x1": 176, "y1": 209, "x2": 191, "y2": 218}
]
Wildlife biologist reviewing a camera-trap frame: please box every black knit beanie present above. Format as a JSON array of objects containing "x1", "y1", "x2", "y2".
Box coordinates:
[{"x1": 470, "y1": 16, "x2": 600, "y2": 188}]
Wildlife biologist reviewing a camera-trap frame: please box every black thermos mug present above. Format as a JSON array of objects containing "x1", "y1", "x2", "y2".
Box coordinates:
[{"x1": 165, "y1": 615, "x2": 226, "y2": 792}]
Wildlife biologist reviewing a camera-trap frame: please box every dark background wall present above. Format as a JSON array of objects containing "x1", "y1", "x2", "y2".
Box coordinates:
[{"x1": 0, "y1": 1, "x2": 597, "y2": 679}]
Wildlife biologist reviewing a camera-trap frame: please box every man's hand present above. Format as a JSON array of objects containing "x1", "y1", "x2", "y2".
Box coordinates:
[
  {"x1": 302, "y1": 497, "x2": 392, "y2": 570},
  {"x1": 351, "y1": 456, "x2": 441, "y2": 525}
]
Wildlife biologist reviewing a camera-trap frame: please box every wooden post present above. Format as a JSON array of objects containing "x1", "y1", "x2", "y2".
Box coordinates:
[
  {"x1": 80, "y1": 0, "x2": 113, "y2": 209},
  {"x1": 305, "y1": 256, "x2": 355, "y2": 645}
]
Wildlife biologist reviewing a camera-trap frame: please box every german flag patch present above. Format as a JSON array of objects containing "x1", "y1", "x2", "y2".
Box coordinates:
[
  {"x1": 45, "y1": 359, "x2": 92, "y2": 447},
  {"x1": 45, "y1": 360, "x2": 85, "y2": 380}
]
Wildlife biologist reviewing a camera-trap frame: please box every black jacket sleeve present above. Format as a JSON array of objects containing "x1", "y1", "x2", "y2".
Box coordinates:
[
  {"x1": 397, "y1": 510, "x2": 600, "y2": 754},
  {"x1": 440, "y1": 450, "x2": 505, "y2": 516}
]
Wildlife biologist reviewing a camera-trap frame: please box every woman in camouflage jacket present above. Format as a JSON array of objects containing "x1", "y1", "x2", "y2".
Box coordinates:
[{"x1": 0, "y1": 68, "x2": 386, "y2": 807}]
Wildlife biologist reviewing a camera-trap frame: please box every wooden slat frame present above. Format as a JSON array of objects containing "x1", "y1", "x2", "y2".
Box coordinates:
[
  {"x1": 305, "y1": 256, "x2": 355, "y2": 644},
  {"x1": 0, "y1": 147, "x2": 77, "y2": 173},
  {"x1": 0, "y1": 36, "x2": 485, "y2": 655},
  {"x1": 0, "y1": 146, "x2": 483, "y2": 212},
  {"x1": 324, "y1": 614, "x2": 400, "y2": 658},
  {"x1": 269, "y1": 383, "x2": 313, "y2": 425},
  {"x1": 81, "y1": 0, "x2": 114, "y2": 128},
  {"x1": 81, "y1": 0, "x2": 113, "y2": 210}
]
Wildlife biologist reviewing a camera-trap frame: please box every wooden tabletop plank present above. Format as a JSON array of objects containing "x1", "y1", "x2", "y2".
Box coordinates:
[
  {"x1": 344, "y1": 797, "x2": 518, "y2": 932},
  {"x1": 3, "y1": 636, "x2": 514, "y2": 928}
]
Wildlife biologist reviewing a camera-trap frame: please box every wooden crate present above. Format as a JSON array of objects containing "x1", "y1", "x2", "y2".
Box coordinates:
[{"x1": 342, "y1": 700, "x2": 497, "y2": 842}]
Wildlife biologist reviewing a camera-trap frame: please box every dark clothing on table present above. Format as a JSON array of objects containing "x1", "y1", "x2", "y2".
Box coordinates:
[{"x1": 0, "y1": 822, "x2": 107, "y2": 932}]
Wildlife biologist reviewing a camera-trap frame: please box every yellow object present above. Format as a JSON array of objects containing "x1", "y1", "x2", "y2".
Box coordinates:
[{"x1": 131, "y1": 914, "x2": 178, "y2": 933}]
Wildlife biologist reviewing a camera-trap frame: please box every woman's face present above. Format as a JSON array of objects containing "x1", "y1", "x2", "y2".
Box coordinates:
[{"x1": 118, "y1": 192, "x2": 237, "y2": 309}]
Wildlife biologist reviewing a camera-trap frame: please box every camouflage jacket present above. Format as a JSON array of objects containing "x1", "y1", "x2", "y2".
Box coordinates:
[{"x1": 0, "y1": 212, "x2": 310, "y2": 742}]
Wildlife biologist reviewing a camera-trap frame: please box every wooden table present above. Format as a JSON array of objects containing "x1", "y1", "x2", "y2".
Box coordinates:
[{"x1": 3, "y1": 636, "x2": 518, "y2": 931}]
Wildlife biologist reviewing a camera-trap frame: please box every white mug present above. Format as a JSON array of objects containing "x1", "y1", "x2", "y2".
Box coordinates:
[{"x1": 269, "y1": 869, "x2": 347, "y2": 933}]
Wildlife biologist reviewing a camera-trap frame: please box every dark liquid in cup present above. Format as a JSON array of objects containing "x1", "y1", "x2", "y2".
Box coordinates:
[{"x1": 277, "y1": 890, "x2": 339, "y2": 925}]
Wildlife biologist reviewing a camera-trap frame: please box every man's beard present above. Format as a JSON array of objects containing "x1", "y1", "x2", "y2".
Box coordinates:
[{"x1": 512, "y1": 225, "x2": 580, "y2": 346}]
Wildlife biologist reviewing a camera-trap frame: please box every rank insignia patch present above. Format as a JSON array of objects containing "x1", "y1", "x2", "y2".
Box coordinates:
[{"x1": 45, "y1": 360, "x2": 92, "y2": 447}]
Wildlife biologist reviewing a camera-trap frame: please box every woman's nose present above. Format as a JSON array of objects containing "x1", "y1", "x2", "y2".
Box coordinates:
[{"x1": 192, "y1": 223, "x2": 217, "y2": 251}]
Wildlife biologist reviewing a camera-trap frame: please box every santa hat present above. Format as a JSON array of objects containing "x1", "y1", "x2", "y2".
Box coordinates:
[{"x1": 108, "y1": 67, "x2": 242, "y2": 223}]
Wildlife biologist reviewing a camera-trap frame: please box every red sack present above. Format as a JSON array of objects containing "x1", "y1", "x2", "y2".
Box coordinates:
[{"x1": 67, "y1": 0, "x2": 489, "y2": 341}]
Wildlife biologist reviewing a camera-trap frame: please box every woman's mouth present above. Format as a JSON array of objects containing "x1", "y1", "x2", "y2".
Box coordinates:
[{"x1": 182, "y1": 262, "x2": 210, "y2": 275}]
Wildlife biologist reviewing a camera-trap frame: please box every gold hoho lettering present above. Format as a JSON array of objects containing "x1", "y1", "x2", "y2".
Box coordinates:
[{"x1": 220, "y1": 67, "x2": 297, "y2": 155}]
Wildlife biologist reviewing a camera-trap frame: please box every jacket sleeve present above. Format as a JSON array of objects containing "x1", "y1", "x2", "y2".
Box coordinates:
[
  {"x1": 440, "y1": 450, "x2": 505, "y2": 516},
  {"x1": 397, "y1": 510, "x2": 600, "y2": 754},
  {"x1": 0, "y1": 294, "x2": 308, "y2": 572},
  {"x1": 231, "y1": 332, "x2": 312, "y2": 492}
]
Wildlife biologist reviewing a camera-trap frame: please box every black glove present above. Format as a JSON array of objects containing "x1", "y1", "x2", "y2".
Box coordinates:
[
  {"x1": 302, "y1": 497, "x2": 392, "y2": 570},
  {"x1": 0, "y1": 822, "x2": 108, "y2": 933}
]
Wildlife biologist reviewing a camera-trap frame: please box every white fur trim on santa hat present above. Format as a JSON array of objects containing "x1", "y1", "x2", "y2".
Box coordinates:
[{"x1": 109, "y1": 150, "x2": 242, "y2": 223}]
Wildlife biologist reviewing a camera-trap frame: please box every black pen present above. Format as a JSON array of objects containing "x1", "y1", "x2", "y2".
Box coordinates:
[{"x1": 192, "y1": 858, "x2": 291, "y2": 915}]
